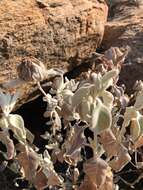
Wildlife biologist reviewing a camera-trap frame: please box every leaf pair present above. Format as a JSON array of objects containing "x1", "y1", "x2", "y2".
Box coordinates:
[
  {"x1": 64, "y1": 125, "x2": 86, "y2": 165},
  {"x1": 17, "y1": 147, "x2": 63, "y2": 190},
  {"x1": 100, "y1": 129, "x2": 131, "y2": 172}
]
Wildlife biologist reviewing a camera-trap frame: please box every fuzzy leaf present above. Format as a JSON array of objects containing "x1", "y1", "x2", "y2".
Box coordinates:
[
  {"x1": 91, "y1": 99, "x2": 112, "y2": 134},
  {"x1": 102, "y1": 69, "x2": 119, "y2": 90},
  {"x1": 8, "y1": 114, "x2": 26, "y2": 142},
  {"x1": 77, "y1": 97, "x2": 91, "y2": 122},
  {"x1": 0, "y1": 117, "x2": 9, "y2": 129},
  {"x1": 0, "y1": 92, "x2": 19, "y2": 116},
  {"x1": 72, "y1": 85, "x2": 91, "y2": 108},
  {"x1": 130, "y1": 119, "x2": 141, "y2": 141},
  {"x1": 26, "y1": 128, "x2": 35, "y2": 143},
  {"x1": 101, "y1": 90, "x2": 114, "y2": 110},
  {"x1": 90, "y1": 73, "x2": 101, "y2": 98}
]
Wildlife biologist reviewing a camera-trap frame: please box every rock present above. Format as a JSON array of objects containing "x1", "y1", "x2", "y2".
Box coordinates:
[
  {"x1": 0, "y1": 0, "x2": 108, "y2": 107},
  {"x1": 102, "y1": 1, "x2": 143, "y2": 94}
]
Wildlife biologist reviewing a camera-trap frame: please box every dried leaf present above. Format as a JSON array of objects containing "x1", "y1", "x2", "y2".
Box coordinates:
[
  {"x1": 130, "y1": 119, "x2": 141, "y2": 141},
  {"x1": 99, "y1": 166, "x2": 113, "y2": 190},
  {"x1": 34, "y1": 168, "x2": 48, "y2": 190},
  {"x1": 17, "y1": 147, "x2": 39, "y2": 182},
  {"x1": 100, "y1": 129, "x2": 131, "y2": 172},
  {"x1": 17, "y1": 57, "x2": 46, "y2": 82},
  {"x1": 0, "y1": 131, "x2": 15, "y2": 160},
  {"x1": 78, "y1": 176, "x2": 98, "y2": 190},
  {"x1": 64, "y1": 125, "x2": 86, "y2": 165},
  {"x1": 104, "y1": 47, "x2": 128, "y2": 65},
  {"x1": 99, "y1": 129, "x2": 118, "y2": 157},
  {"x1": 132, "y1": 134, "x2": 143, "y2": 149},
  {"x1": 108, "y1": 149, "x2": 131, "y2": 172},
  {"x1": 84, "y1": 157, "x2": 108, "y2": 188},
  {"x1": 83, "y1": 157, "x2": 113, "y2": 189}
]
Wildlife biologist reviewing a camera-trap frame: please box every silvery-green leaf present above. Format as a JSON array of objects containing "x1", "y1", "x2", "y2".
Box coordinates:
[
  {"x1": 134, "y1": 89, "x2": 143, "y2": 110},
  {"x1": 8, "y1": 114, "x2": 26, "y2": 142},
  {"x1": 72, "y1": 85, "x2": 91, "y2": 108},
  {"x1": 26, "y1": 128, "x2": 34, "y2": 143},
  {"x1": 65, "y1": 78, "x2": 79, "y2": 92},
  {"x1": 90, "y1": 73, "x2": 102, "y2": 98},
  {"x1": 51, "y1": 111, "x2": 61, "y2": 130},
  {"x1": 91, "y1": 99, "x2": 112, "y2": 134},
  {"x1": 0, "y1": 92, "x2": 19, "y2": 116},
  {"x1": 100, "y1": 90, "x2": 114, "y2": 109},
  {"x1": 138, "y1": 114, "x2": 143, "y2": 135},
  {"x1": 0, "y1": 117, "x2": 9, "y2": 129},
  {"x1": 102, "y1": 69, "x2": 119, "y2": 90},
  {"x1": 77, "y1": 98, "x2": 91, "y2": 122},
  {"x1": 90, "y1": 84, "x2": 100, "y2": 99},
  {"x1": 90, "y1": 73, "x2": 101, "y2": 86},
  {"x1": 62, "y1": 89, "x2": 74, "y2": 104}
]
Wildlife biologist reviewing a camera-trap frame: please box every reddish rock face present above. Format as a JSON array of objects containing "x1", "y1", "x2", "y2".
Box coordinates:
[
  {"x1": 0, "y1": 0, "x2": 108, "y2": 107},
  {"x1": 102, "y1": 1, "x2": 143, "y2": 94}
]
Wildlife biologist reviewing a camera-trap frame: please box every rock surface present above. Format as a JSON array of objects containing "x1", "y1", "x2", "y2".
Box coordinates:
[
  {"x1": 0, "y1": 0, "x2": 108, "y2": 106},
  {"x1": 102, "y1": 0, "x2": 143, "y2": 94}
]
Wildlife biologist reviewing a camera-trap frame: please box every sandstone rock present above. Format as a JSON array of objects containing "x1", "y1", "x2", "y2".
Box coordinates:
[
  {"x1": 102, "y1": 1, "x2": 143, "y2": 94},
  {"x1": 0, "y1": 0, "x2": 108, "y2": 107}
]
